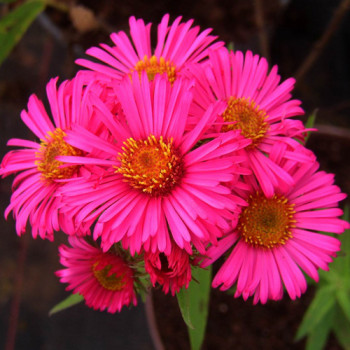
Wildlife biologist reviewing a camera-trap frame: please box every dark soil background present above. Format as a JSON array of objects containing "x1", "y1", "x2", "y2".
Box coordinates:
[{"x1": 1, "y1": 0, "x2": 350, "y2": 349}]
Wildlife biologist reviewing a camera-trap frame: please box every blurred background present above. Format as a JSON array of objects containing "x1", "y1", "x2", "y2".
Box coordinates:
[{"x1": 1, "y1": 0, "x2": 350, "y2": 349}]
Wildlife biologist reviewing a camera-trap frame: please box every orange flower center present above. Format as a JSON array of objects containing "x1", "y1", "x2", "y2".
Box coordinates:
[
  {"x1": 36, "y1": 128, "x2": 82, "y2": 182},
  {"x1": 133, "y1": 55, "x2": 177, "y2": 83},
  {"x1": 238, "y1": 192, "x2": 296, "y2": 249},
  {"x1": 116, "y1": 135, "x2": 184, "y2": 196},
  {"x1": 92, "y1": 262, "x2": 126, "y2": 291},
  {"x1": 222, "y1": 97, "x2": 269, "y2": 148}
]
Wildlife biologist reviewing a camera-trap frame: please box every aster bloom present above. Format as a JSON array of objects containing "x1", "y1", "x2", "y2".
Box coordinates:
[
  {"x1": 144, "y1": 242, "x2": 192, "y2": 295},
  {"x1": 186, "y1": 47, "x2": 313, "y2": 197},
  {"x1": 57, "y1": 236, "x2": 137, "y2": 313},
  {"x1": 0, "y1": 72, "x2": 104, "y2": 239},
  {"x1": 76, "y1": 14, "x2": 223, "y2": 83},
  {"x1": 58, "y1": 72, "x2": 250, "y2": 255},
  {"x1": 202, "y1": 159, "x2": 349, "y2": 304}
]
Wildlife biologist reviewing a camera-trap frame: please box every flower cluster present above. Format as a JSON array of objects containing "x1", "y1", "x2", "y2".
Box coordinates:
[{"x1": 1, "y1": 14, "x2": 348, "y2": 312}]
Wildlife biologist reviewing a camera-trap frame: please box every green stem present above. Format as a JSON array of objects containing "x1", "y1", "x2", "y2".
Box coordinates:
[{"x1": 44, "y1": 0, "x2": 69, "y2": 12}]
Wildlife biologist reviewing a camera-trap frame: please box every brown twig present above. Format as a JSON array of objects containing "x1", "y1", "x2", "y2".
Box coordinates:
[
  {"x1": 295, "y1": 0, "x2": 350, "y2": 85},
  {"x1": 313, "y1": 124, "x2": 350, "y2": 140},
  {"x1": 4, "y1": 234, "x2": 29, "y2": 350},
  {"x1": 253, "y1": 0, "x2": 270, "y2": 61},
  {"x1": 145, "y1": 291, "x2": 165, "y2": 350}
]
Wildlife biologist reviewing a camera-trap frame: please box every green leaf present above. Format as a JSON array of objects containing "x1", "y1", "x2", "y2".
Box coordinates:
[
  {"x1": 188, "y1": 266, "x2": 212, "y2": 350},
  {"x1": 49, "y1": 293, "x2": 84, "y2": 316},
  {"x1": 305, "y1": 306, "x2": 335, "y2": 350},
  {"x1": 332, "y1": 304, "x2": 350, "y2": 349},
  {"x1": 320, "y1": 206, "x2": 350, "y2": 286},
  {"x1": 298, "y1": 207, "x2": 350, "y2": 348},
  {"x1": 332, "y1": 207, "x2": 350, "y2": 276},
  {"x1": 0, "y1": 0, "x2": 46, "y2": 65},
  {"x1": 176, "y1": 266, "x2": 212, "y2": 350},
  {"x1": 337, "y1": 289, "x2": 350, "y2": 323},
  {"x1": 304, "y1": 109, "x2": 317, "y2": 144},
  {"x1": 295, "y1": 285, "x2": 336, "y2": 341},
  {"x1": 305, "y1": 109, "x2": 317, "y2": 129},
  {"x1": 176, "y1": 283, "x2": 194, "y2": 329},
  {"x1": 227, "y1": 42, "x2": 234, "y2": 51}
]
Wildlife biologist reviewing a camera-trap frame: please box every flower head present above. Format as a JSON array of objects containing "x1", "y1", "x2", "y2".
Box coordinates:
[
  {"x1": 186, "y1": 47, "x2": 313, "y2": 197},
  {"x1": 76, "y1": 14, "x2": 223, "y2": 83},
  {"x1": 59, "y1": 72, "x2": 249, "y2": 255},
  {"x1": 202, "y1": 160, "x2": 349, "y2": 304},
  {"x1": 144, "y1": 242, "x2": 192, "y2": 295},
  {"x1": 0, "y1": 72, "x2": 105, "y2": 239},
  {"x1": 56, "y1": 237, "x2": 137, "y2": 313}
]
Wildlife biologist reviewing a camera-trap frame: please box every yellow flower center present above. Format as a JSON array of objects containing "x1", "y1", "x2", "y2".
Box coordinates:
[
  {"x1": 92, "y1": 261, "x2": 126, "y2": 291},
  {"x1": 35, "y1": 128, "x2": 82, "y2": 182},
  {"x1": 238, "y1": 192, "x2": 296, "y2": 249},
  {"x1": 116, "y1": 135, "x2": 184, "y2": 197},
  {"x1": 133, "y1": 55, "x2": 177, "y2": 83},
  {"x1": 222, "y1": 97, "x2": 269, "y2": 148}
]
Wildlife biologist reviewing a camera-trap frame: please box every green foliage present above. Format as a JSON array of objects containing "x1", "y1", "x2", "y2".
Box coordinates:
[
  {"x1": 176, "y1": 266, "x2": 212, "y2": 350},
  {"x1": 295, "y1": 285, "x2": 336, "y2": 345},
  {"x1": 49, "y1": 293, "x2": 84, "y2": 316},
  {"x1": 333, "y1": 304, "x2": 350, "y2": 350},
  {"x1": 0, "y1": 0, "x2": 46, "y2": 65},
  {"x1": 227, "y1": 42, "x2": 234, "y2": 51},
  {"x1": 296, "y1": 207, "x2": 350, "y2": 349},
  {"x1": 304, "y1": 109, "x2": 318, "y2": 144},
  {"x1": 305, "y1": 307, "x2": 335, "y2": 350}
]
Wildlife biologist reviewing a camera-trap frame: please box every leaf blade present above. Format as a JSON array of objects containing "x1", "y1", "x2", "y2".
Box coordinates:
[
  {"x1": 187, "y1": 266, "x2": 212, "y2": 350},
  {"x1": 176, "y1": 284, "x2": 194, "y2": 330},
  {"x1": 49, "y1": 293, "x2": 84, "y2": 316},
  {"x1": 332, "y1": 303, "x2": 350, "y2": 349},
  {"x1": 0, "y1": 0, "x2": 46, "y2": 65},
  {"x1": 305, "y1": 307, "x2": 334, "y2": 350},
  {"x1": 176, "y1": 266, "x2": 212, "y2": 350},
  {"x1": 304, "y1": 109, "x2": 317, "y2": 144},
  {"x1": 295, "y1": 285, "x2": 336, "y2": 341}
]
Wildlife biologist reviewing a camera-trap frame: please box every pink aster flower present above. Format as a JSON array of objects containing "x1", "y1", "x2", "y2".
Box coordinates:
[
  {"x1": 0, "y1": 72, "x2": 105, "y2": 239},
  {"x1": 202, "y1": 159, "x2": 349, "y2": 304},
  {"x1": 76, "y1": 14, "x2": 223, "y2": 83},
  {"x1": 56, "y1": 236, "x2": 137, "y2": 313},
  {"x1": 144, "y1": 241, "x2": 192, "y2": 295},
  {"x1": 58, "y1": 72, "x2": 250, "y2": 255},
  {"x1": 185, "y1": 47, "x2": 313, "y2": 197}
]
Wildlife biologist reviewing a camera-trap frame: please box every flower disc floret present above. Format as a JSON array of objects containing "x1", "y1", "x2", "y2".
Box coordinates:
[
  {"x1": 92, "y1": 261, "x2": 126, "y2": 291},
  {"x1": 133, "y1": 55, "x2": 177, "y2": 83},
  {"x1": 116, "y1": 135, "x2": 184, "y2": 196},
  {"x1": 238, "y1": 192, "x2": 296, "y2": 248},
  {"x1": 36, "y1": 128, "x2": 82, "y2": 181},
  {"x1": 222, "y1": 97, "x2": 269, "y2": 148}
]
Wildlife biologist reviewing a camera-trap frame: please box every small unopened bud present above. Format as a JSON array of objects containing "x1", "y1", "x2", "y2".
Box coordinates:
[{"x1": 69, "y1": 5, "x2": 98, "y2": 33}]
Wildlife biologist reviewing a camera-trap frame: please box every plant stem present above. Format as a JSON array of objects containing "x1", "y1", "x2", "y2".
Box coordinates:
[
  {"x1": 313, "y1": 124, "x2": 350, "y2": 140},
  {"x1": 4, "y1": 235, "x2": 29, "y2": 350},
  {"x1": 145, "y1": 291, "x2": 165, "y2": 350}
]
